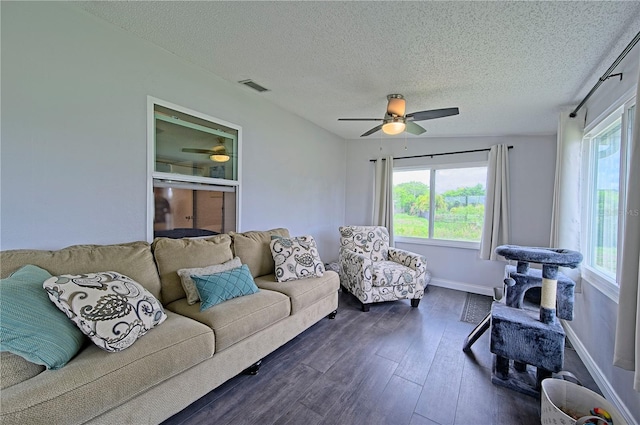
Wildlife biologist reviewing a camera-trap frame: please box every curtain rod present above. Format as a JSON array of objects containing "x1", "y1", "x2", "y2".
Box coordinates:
[
  {"x1": 369, "y1": 145, "x2": 513, "y2": 162},
  {"x1": 570, "y1": 31, "x2": 640, "y2": 118}
]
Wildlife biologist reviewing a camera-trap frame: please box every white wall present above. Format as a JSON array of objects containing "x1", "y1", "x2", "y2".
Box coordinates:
[
  {"x1": 565, "y1": 43, "x2": 640, "y2": 423},
  {"x1": 0, "y1": 2, "x2": 346, "y2": 261},
  {"x1": 344, "y1": 134, "x2": 557, "y2": 294}
]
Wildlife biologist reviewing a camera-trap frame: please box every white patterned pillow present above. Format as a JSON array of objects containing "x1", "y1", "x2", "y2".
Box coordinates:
[
  {"x1": 43, "y1": 272, "x2": 167, "y2": 352},
  {"x1": 177, "y1": 257, "x2": 242, "y2": 305},
  {"x1": 270, "y1": 235, "x2": 325, "y2": 282}
]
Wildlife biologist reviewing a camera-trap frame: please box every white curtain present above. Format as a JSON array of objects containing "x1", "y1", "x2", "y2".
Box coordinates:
[
  {"x1": 373, "y1": 156, "x2": 394, "y2": 245},
  {"x1": 614, "y1": 65, "x2": 640, "y2": 391},
  {"x1": 479, "y1": 144, "x2": 510, "y2": 260},
  {"x1": 549, "y1": 107, "x2": 585, "y2": 291}
]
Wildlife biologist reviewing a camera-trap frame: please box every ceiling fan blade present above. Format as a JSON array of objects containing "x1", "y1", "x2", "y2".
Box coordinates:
[
  {"x1": 406, "y1": 107, "x2": 459, "y2": 121},
  {"x1": 182, "y1": 148, "x2": 215, "y2": 154},
  {"x1": 338, "y1": 118, "x2": 384, "y2": 121},
  {"x1": 405, "y1": 121, "x2": 426, "y2": 135},
  {"x1": 361, "y1": 124, "x2": 383, "y2": 137}
]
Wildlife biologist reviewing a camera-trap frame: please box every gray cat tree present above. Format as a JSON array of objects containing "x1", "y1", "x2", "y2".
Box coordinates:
[{"x1": 464, "y1": 245, "x2": 582, "y2": 397}]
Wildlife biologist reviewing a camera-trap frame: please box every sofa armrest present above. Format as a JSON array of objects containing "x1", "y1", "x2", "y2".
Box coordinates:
[{"x1": 388, "y1": 247, "x2": 429, "y2": 289}]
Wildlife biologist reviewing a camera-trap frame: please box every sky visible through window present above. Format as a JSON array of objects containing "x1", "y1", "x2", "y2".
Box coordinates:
[
  {"x1": 394, "y1": 168, "x2": 487, "y2": 192},
  {"x1": 594, "y1": 120, "x2": 621, "y2": 191}
]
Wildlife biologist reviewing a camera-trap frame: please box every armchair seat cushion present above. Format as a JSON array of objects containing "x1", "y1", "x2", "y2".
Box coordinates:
[{"x1": 372, "y1": 261, "x2": 417, "y2": 287}]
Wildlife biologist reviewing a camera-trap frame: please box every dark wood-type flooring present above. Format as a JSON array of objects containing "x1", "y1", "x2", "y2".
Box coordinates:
[{"x1": 162, "y1": 286, "x2": 600, "y2": 425}]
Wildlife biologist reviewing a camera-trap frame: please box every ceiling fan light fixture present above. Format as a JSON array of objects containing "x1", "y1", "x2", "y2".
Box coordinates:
[
  {"x1": 382, "y1": 121, "x2": 406, "y2": 135},
  {"x1": 210, "y1": 142, "x2": 230, "y2": 162},
  {"x1": 210, "y1": 153, "x2": 230, "y2": 162}
]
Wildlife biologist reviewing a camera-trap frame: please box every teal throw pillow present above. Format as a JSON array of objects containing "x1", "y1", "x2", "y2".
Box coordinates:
[
  {"x1": 0, "y1": 265, "x2": 85, "y2": 370},
  {"x1": 192, "y1": 264, "x2": 259, "y2": 311}
]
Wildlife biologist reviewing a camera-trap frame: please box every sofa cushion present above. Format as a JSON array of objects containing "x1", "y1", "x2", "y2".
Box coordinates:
[
  {"x1": 178, "y1": 256, "x2": 243, "y2": 305},
  {"x1": 0, "y1": 352, "x2": 45, "y2": 389},
  {"x1": 229, "y1": 228, "x2": 290, "y2": 277},
  {"x1": 43, "y1": 272, "x2": 167, "y2": 352},
  {"x1": 166, "y1": 289, "x2": 290, "y2": 351},
  {"x1": 254, "y1": 270, "x2": 340, "y2": 314},
  {"x1": 0, "y1": 242, "x2": 162, "y2": 301},
  {"x1": 0, "y1": 311, "x2": 214, "y2": 425},
  {"x1": 270, "y1": 235, "x2": 325, "y2": 282},
  {"x1": 0, "y1": 265, "x2": 86, "y2": 370},
  {"x1": 193, "y1": 264, "x2": 260, "y2": 311},
  {"x1": 152, "y1": 235, "x2": 234, "y2": 305}
]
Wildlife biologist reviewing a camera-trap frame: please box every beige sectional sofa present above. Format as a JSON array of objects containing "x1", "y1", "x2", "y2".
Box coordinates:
[{"x1": 0, "y1": 228, "x2": 339, "y2": 425}]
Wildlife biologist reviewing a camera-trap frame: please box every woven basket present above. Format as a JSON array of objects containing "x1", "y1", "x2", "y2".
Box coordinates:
[{"x1": 541, "y1": 378, "x2": 627, "y2": 425}]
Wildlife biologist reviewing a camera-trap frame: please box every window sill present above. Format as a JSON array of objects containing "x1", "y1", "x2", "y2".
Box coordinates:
[
  {"x1": 581, "y1": 266, "x2": 619, "y2": 303},
  {"x1": 395, "y1": 236, "x2": 480, "y2": 250}
]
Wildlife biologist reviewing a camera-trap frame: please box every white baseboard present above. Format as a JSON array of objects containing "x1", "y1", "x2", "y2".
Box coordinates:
[
  {"x1": 562, "y1": 321, "x2": 636, "y2": 425},
  {"x1": 429, "y1": 277, "x2": 494, "y2": 297}
]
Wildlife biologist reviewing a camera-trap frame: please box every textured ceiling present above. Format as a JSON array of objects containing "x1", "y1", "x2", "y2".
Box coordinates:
[{"x1": 74, "y1": 1, "x2": 640, "y2": 139}]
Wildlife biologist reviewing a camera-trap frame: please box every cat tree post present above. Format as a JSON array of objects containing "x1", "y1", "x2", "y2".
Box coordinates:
[{"x1": 540, "y1": 264, "x2": 559, "y2": 324}]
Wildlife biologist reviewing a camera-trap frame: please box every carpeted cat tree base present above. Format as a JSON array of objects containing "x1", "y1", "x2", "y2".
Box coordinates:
[{"x1": 490, "y1": 302, "x2": 565, "y2": 397}]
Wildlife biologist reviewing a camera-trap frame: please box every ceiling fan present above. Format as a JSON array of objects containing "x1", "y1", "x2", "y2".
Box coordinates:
[
  {"x1": 182, "y1": 137, "x2": 233, "y2": 162},
  {"x1": 338, "y1": 94, "x2": 459, "y2": 137}
]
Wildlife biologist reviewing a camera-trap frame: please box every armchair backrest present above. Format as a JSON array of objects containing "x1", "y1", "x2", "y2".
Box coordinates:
[{"x1": 339, "y1": 226, "x2": 389, "y2": 262}]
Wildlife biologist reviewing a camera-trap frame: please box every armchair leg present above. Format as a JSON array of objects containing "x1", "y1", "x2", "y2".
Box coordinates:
[
  {"x1": 361, "y1": 303, "x2": 371, "y2": 312},
  {"x1": 411, "y1": 298, "x2": 420, "y2": 308},
  {"x1": 328, "y1": 310, "x2": 337, "y2": 319}
]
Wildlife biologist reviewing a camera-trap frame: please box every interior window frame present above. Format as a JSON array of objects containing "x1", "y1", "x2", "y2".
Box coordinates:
[{"x1": 146, "y1": 96, "x2": 242, "y2": 241}]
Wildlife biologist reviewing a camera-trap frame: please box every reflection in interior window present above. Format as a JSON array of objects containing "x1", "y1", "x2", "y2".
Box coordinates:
[
  {"x1": 153, "y1": 185, "x2": 236, "y2": 239},
  {"x1": 154, "y1": 105, "x2": 238, "y2": 182}
]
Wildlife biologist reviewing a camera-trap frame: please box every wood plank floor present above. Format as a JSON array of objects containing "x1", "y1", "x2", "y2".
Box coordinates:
[{"x1": 162, "y1": 286, "x2": 600, "y2": 425}]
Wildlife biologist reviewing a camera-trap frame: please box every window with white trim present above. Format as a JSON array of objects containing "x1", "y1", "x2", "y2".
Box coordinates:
[
  {"x1": 147, "y1": 97, "x2": 241, "y2": 240},
  {"x1": 581, "y1": 97, "x2": 635, "y2": 295},
  {"x1": 393, "y1": 163, "x2": 487, "y2": 246}
]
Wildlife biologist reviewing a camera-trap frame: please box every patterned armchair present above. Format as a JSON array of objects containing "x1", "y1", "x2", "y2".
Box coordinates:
[{"x1": 338, "y1": 225, "x2": 429, "y2": 312}]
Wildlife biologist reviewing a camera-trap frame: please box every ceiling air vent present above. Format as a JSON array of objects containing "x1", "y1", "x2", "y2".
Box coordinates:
[{"x1": 238, "y1": 79, "x2": 269, "y2": 93}]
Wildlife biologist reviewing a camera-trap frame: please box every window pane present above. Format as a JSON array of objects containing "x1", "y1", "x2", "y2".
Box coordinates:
[
  {"x1": 153, "y1": 186, "x2": 236, "y2": 238},
  {"x1": 393, "y1": 169, "x2": 431, "y2": 238},
  {"x1": 154, "y1": 105, "x2": 238, "y2": 182},
  {"x1": 590, "y1": 118, "x2": 621, "y2": 276},
  {"x1": 433, "y1": 167, "x2": 487, "y2": 242}
]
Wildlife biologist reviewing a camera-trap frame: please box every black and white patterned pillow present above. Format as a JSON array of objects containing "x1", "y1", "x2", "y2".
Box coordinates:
[
  {"x1": 43, "y1": 272, "x2": 167, "y2": 352},
  {"x1": 270, "y1": 235, "x2": 325, "y2": 282}
]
